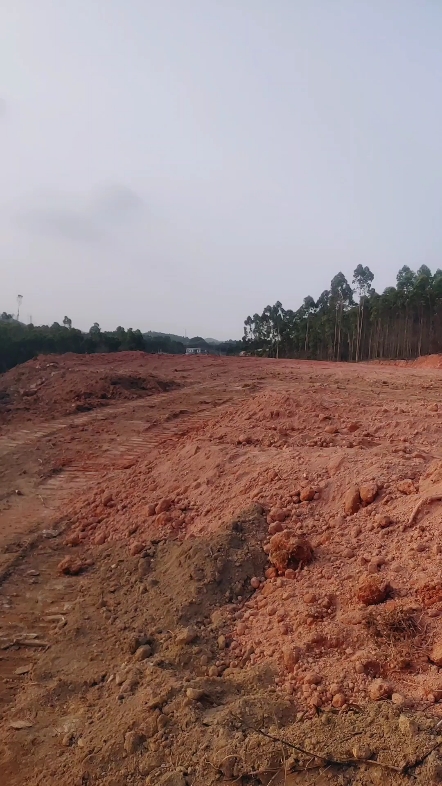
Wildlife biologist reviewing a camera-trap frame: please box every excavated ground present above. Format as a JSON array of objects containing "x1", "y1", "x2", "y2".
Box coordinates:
[{"x1": 3, "y1": 353, "x2": 442, "y2": 785}]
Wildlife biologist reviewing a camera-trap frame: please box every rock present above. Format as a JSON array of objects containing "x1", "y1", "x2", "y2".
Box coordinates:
[
  {"x1": 146, "y1": 504, "x2": 156, "y2": 517},
  {"x1": 324, "y1": 425, "x2": 337, "y2": 434},
  {"x1": 282, "y1": 647, "x2": 300, "y2": 670},
  {"x1": 218, "y1": 635, "x2": 226, "y2": 650},
  {"x1": 156, "y1": 498, "x2": 173, "y2": 514},
  {"x1": 143, "y1": 715, "x2": 159, "y2": 738},
  {"x1": 397, "y1": 479, "x2": 416, "y2": 495},
  {"x1": 270, "y1": 508, "x2": 289, "y2": 522},
  {"x1": 398, "y1": 714, "x2": 418, "y2": 736},
  {"x1": 344, "y1": 486, "x2": 361, "y2": 515},
  {"x1": 118, "y1": 675, "x2": 140, "y2": 698},
  {"x1": 352, "y1": 743, "x2": 373, "y2": 760},
  {"x1": 129, "y1": 541, "x2": 145, "y2": 556},
  {"x1": 124, "y1": 730, "x2": 145, "y2": 754},
  {"x1": 429, "y1": 641, "x2": 442, "y2": 666},
  {"x1": 377, "y1": 514, "x2": 392, "y2": 529},
  {"x1": 128, "y1": 633, "x2": 150, "y2": 654},
  {"x1": 176, "y1": 627, "x2": 198, "y2": 645},
  {"x1": 134, "y1": 645, "x2": 152, "y2": 661},
  {"x1": 300, "y1": 486, "x2": 316, "y2": 502},
  {"x1": 268, "y1": 531, "x2": 313, "y2": 573},
  {"x1": 102, "y1": 491, "x2": 113, "y2": 506},
  {"x1": 268, "y1": 522, "x2": 283, "y2": 535},
  {"x1": 369, "y1": 679, "x2": 392, "y2": 700},
  {"x1": 391, "y1": 693, "x2": 405, "y2": 706},
  {"x1": 156, "y1": 512, "x2": 171, "y2": 527},
  {"x1": 157, "y1": 713, "x2": 168, "y2": 730},
  {"x1": 369, "y1": 766, "x2": 384, "y2": 785},
  {"x1": 57, "y1": 556, "x2": 92, "y2": 576},
  {"x1": 332, "y1": 693, "x2": 346, "y2": 708},
  {"x1": 250, "y1": 577, "x2": 260, "y2": 589},
  {"x1": 155, "y1": 773, "x2": 186, "y2": 786},
  {"x1": 357, "y1": 576, "x2": 392, "y2": 606},
  {"x1": 359, "y1": 482, "x2": 378, "y2": 505},
  {"x1": 65, "y1": 533, "x2": 82, "y2": 547},
  {"x1": 211, "y1": 610, "x2": 224, "y2": 626},
  {"x1": 303, "y1": 672, "x2": 321, "y2": 685},
  {"x1": 10, "y1": 720, "x2": 33, "y2": 729},
  {"x1": 94, "y1": 532, "x2": 107, "y2": 546},
  {"x1": 14, "y1": 665, "x2": 31, "y2": 675},
  {"x1": 348, "y1": 422, "x2": 360, "y2": 433},
  {"x1": 138, "y1": 753, "x2": 163, "y2": 776},
  {"x1": 186, "y1": 687, "x2": 205, "y2": 701},
  {"x1": 137, "y1": 559, "x2": 149, "y2": 578},
  {"x1": 146, "y1": 693, "x2": 168, "y2": 711}
]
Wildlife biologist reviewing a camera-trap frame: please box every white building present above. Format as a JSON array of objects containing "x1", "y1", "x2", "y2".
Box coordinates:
[{"x1": 185, "y1": 347, "x2": 208, "y2": 355}]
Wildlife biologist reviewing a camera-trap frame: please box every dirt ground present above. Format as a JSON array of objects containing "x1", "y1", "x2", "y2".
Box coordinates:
[{"x1": 4, "y1": 352, "x2": 442, "y2": 785}]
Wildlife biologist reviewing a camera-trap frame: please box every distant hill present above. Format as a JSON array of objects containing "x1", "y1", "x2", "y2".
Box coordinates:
[
  {"x1": 143, "y1": 331, "x2": 223, "y2": 346},
  {"x1": 143, "y1": 331, "x2": 189, "y2": 345}
]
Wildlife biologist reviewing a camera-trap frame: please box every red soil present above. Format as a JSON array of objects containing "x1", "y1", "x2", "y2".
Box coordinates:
[
  {"x1": 3, "y1": 353, "x2": 442, "y2": 784},
  {"x1": 0, "y1": 351, "x2": 179, "y2": 423}
]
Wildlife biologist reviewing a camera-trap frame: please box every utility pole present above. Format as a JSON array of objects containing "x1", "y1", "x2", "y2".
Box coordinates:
[{"x1": 17, "y1": 294, "x2": 23, "y2": 322}]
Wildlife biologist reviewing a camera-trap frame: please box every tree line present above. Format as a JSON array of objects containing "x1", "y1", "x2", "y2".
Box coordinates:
[
  {"x1": 0, "y1": 316, "x2": 241, "y2": 373},
  {"x1": 243, "y1": 265, "x2": 442, "y2": 361}
]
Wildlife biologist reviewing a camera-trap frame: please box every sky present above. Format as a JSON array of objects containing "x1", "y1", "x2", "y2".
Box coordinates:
[{"x1": 2, "y1": 1, "x2": 442, "y2": 339}]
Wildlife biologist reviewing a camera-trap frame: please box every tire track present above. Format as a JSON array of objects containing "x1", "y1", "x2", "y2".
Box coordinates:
[{"x1": 37, "y1": 404, "x2": 234, "y2": 503}]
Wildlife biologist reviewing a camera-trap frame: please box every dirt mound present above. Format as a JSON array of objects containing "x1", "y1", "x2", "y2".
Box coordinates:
[
  {"x1": 0, "y1": 352, "x2": 180, "y2": 423},
  {"x1": 413, "y1": 354, "x2": 442, "y2": 368},
  {"x1": 3, "y1": 506, "x2": 442, "y2": 786},
  {"x1": 58, "y1": 383, "x2": 442, "y2": 717},
  {"x1": 6, "y1": 356, "x2": 442, "y2": 783}
]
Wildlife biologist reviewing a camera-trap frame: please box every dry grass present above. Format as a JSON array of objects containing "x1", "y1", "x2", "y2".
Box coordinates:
[{"x1": 363, "y1": 602, "x2": 423, "y2": 642}]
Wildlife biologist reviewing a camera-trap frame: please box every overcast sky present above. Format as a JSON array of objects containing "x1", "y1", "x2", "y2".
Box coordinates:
[{"x1": 2, "y1": 1, "x2": 442, "y2": 338}]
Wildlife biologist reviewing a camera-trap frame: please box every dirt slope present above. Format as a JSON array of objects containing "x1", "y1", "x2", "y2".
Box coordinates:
[
  {"x1": 2, "y1": 354, "x2": 442, "y2": 784},
  {"x1": 0, "y1": 352, "x2": 180, "y2": 423}
]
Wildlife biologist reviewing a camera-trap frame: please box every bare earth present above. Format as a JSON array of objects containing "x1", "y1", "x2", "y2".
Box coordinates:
[{"x1": 3, "y1": 353, "x2": 442, "y2": 784}]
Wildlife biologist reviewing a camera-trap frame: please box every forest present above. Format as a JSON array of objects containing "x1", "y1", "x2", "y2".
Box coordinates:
[
  {"x1": 243, "y1": 264, "x2": 442, "y2": 361},
  {"x1": 3, "y1": 263, "x2": 442, "y2": 373},
  {"x1": 0, "y1": 316, "x2": 240, "y2": 373}
]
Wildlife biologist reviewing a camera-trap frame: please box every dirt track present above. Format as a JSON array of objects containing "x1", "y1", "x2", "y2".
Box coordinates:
[{"x1": 3, "y1": 353, "x2": 442, "y2": 784}]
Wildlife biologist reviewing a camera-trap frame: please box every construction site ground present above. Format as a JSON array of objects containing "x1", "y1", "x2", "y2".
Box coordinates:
[{"x1": 4, "y1": 352, "x2": 442, "y2": 784}]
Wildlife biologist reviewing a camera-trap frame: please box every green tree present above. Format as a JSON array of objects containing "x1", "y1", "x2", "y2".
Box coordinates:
[
  {"x1": 330, "y1": 273, "x2": 354, "y2": 360},
  {"x1": 352, "y1": 265, "x2": 374, "y2": 361}
]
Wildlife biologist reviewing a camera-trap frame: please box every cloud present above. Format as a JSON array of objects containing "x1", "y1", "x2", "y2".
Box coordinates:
[
  {"x1": 92, "y1": 184, "x2": 143, "y2": 221},
  {"x1": 19, "y1": 207, "x2": 102, "y2": 242},
  {"x1": 16, "y1": 184, "x2": 143, "y2": 243}
]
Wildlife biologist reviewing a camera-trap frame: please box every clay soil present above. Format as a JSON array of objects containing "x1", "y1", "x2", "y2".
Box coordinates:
[{"x1": 4, "y1": 352, "x2": 442, "y2": 785}]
